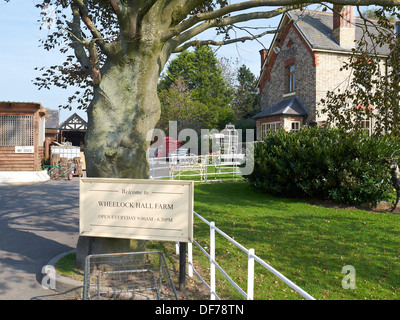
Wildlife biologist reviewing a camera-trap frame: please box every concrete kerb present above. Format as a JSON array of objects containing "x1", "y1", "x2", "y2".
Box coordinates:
[
  {"x1": 0, "y1": 171, "x2": 50, "y2": 186},
  {"x1": 44, "y1": 250, "x2": 84, "y2": 298}
]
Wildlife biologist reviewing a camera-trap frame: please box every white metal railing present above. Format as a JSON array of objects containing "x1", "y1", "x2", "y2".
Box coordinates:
[
  {"x1": 149, "y1": 154, "x2": 245, "y2": 182},
  {"x1": 184, "y1": 211, "x2": 315, "y2": 300}
]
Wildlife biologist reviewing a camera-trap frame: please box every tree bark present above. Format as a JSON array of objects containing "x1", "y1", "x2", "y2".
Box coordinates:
[
  {"x1": 85, "y1": 56, "x2": 161, "y2": 178},
  {"x1": 76, "y1": 50, "x2": 162, "y2": 267}
]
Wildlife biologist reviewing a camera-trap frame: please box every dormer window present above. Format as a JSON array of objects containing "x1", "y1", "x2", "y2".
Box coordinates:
[{"x1": 286, "y1": 63, "x2": 295, "y2": 93}]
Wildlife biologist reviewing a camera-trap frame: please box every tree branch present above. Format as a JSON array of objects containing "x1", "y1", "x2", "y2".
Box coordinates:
[
  {"x1": 67, "y1": 3, "x2": 91, "y2": 71},
  {"x1": 72, "y1": 0, "x2": 113, "y2": 56},
  {"x1": 163, "y1": 0, "x2": 291, "y2": 41},
  {"x1": 162, "y1": 0, "x2": 400, "y2": 42},
  {"x1": 87, "y1": 40, "x2": 102, "y2": 86},
  {"x1": 68, "y1": 1, "x2": 108, "y2": 85},
  {"x1": 169, "y1": 5, "x2": 299, "y2": 51},
  {"x1": 173, "y1": 28, "x2": 276, "y2": 52},
  {"x1": 161, "y1": 0, "x2": 205, "y2": 28},
  {"x1": 109, "y1": 0, "x2": 124, "y2": 17}
]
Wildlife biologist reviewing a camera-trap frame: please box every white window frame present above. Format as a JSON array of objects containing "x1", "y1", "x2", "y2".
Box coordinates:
[
  {"x1": 360, "y1": 116, "x2": 372, "y2": 135},
  {"x1": 286, "y1": 64, "x2": 295, "y2": 94},
  {"x1": 290, "y1": 121, "x2": 301, "y2": 132},
  {"x1": 261, "y1": 121, "x2": 282, "y2": 138}
]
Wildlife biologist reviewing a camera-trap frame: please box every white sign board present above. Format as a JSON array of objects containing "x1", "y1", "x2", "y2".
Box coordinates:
[
  {"x1": 79, "y1": 178, "x2": 194, "y2": 242},
  {"x1": 15, "y1": 146, "x2": 34, "y2": 153}
]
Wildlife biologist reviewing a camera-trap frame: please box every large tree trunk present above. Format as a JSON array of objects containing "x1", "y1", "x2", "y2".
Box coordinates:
[
  {"x1": 86, "y1": 56, "x2": 161, "y2": 178},
  {"x1": 76, "y1": 52, "x2": 162, "y2": 268}
]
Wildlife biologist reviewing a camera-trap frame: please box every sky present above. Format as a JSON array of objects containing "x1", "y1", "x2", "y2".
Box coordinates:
[{"x1": 0, "y1": 1, "x2": 292, "y2": 123}]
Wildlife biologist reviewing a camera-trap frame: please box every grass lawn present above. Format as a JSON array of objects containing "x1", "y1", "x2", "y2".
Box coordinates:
[
  {"x1": 56, "y1": 180, "x2": 399, "y2": 300},
  {"x1": 181, "y1": 182, "x2": 400, "y2": 300}
]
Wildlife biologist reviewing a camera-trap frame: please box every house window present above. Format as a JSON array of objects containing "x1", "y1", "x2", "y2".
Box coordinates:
[
  {"x1": 360, "y1": 116, "x2": 372, "y2": 135},
  {"x1": 261, "y1": 121, "x2": 281, "y2": 138},
  {"x1": 286, "y1": 64, "x2": 295, "y2": 93},
  {"x1": 290, "y1": 121, "x2": 301, "y2": 132}
]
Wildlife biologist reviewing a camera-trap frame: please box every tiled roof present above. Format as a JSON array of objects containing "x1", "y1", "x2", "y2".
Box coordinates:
[
  {"x1": 252, "y1": 96, "x2": 307, "y2": 119},
  {"x1": 0, "y1": 101, "x2": 42, "y2": 104},
  {"x1": 287, "y1": 10, "x2": 391, "y2": 55},
  {"x1": 45, "y1": 109, "x2": 60, "y2": 129}
]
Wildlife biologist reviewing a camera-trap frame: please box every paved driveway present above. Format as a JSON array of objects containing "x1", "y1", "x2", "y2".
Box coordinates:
[{"x1": 0, "y1": 179, "x2": 80, "y2": 300}]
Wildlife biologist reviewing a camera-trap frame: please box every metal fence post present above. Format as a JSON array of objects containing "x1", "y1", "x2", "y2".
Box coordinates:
[
  {"x1": 247, "y1": 248, "x2": 255, "y2": 300},
  {"x1": 82, "y1": 255, "x2": 90, "y2": 300},
  {"x1": 210, "y1": 221, "x2": 216, "y2": 300},
  {"x1": 205, "y1": 155, "x2": 208, "y2": 183},
  {"x1": 191, "y1": 211, "x2": 314, "y2": 301}
]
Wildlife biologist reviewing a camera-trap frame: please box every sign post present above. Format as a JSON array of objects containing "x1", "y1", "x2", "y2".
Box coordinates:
[
  {"x1": 79, "y1": 178, "x2": 194, "y2": 243},
  {"x1": 179, "y1": 242, "x2": 187, "y2": 291}
]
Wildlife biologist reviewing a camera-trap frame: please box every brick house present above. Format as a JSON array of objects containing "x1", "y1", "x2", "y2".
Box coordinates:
[{"x1": 254, "y1": 6, "x2": 392, "y2": 140}]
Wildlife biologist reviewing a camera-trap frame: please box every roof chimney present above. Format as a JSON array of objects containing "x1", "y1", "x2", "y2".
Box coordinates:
[
  {"x1": 332, "y1": 5, "x2": 355, "y2": 48},
  {"x1": 259, "y1": 49, "x2": 268, "y2": 68}
]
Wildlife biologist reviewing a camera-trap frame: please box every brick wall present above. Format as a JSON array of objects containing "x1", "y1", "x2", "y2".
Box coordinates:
[
  {"x1": 315, "y1": 52, "x2": 386, "y2": 124},
  {"x1": 256, "y1": 116, "x2": 283, "y2": 140},
  {"x1": 315, "y1": 52, "x2": 352, "y2": 123},
  {"x1": 260, "y1": 25, "x2": 316, "y2": 124},
  {"x1": 260, "y1": 26, "x2": 358, "y2": 126}
]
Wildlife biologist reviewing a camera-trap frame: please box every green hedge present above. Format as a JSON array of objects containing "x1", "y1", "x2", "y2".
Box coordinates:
[{"x1": 246, "y1": 126, "x2": 399, "y2": 205}]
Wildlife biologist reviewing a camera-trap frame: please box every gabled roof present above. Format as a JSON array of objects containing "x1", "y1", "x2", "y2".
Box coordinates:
[
  {"x1": 59, "y1": 112, "x2": 87, "y2": 131},
  {"x1": 257, "y1": 9, "x2": 392, "y2": 88},
  {"x1": 287, "y1": 10, "x2": 390, "y2": 56},
  {"x1": 252, "y1": 97, "x2": 307, "y2": 119}
]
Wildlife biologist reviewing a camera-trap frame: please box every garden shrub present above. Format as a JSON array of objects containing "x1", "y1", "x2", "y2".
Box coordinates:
[{"x1": 246, "y1": 126, "x2": 400, "y2": 205}]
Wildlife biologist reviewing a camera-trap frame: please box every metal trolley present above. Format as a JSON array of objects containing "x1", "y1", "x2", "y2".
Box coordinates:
[
  {"x1": 83, "y1": 251, "x2": 178, "y2": 300},
  {"x1": 44, "y1": 163, "x2": 75, "y2": 180}
]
